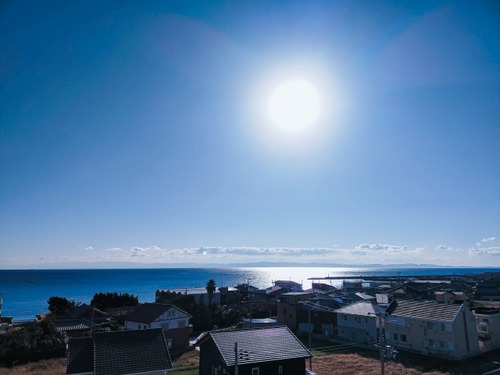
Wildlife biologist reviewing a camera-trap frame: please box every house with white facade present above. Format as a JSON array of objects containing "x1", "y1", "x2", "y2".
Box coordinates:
[
  {"x1": 124, "y1": 303, "x2": 191, "y2": 350},
  {"x1": 334, "y1": 301, "x2": 385, "y2": 344},
  {"x1": 474, "y1": 307, "x2": 500, "y2": 352},
  {"x1": 385, "y1": 299, "x2": 480, "y2": 360}
]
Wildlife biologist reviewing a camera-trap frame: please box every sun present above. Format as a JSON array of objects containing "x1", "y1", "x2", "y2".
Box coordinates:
[{"x1": 268, "y1": 80, "x2": 321, "y2": 132}]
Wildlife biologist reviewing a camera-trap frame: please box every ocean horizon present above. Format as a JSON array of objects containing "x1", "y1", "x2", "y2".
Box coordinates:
[{"x1": 1, "y1": 266, "x2": 498, "y2": 321}]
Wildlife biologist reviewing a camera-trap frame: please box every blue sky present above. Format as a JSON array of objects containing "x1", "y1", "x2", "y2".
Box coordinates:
[{"x1": 1, "y1": 0, "x2": 499, "y2": 268}]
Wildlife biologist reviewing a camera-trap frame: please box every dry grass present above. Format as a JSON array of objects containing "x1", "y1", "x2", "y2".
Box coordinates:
[
  {"x1": 172, "y1": 349, "x2": 200, "y2": 371},
  {"x1": 2, "y1": 349, "x2": 499, "y2": 375},
  {"x1": 0, "y1": 358, "x2": 66, "y2": 375},
  {"x1": 312, "y1": 353, "x2": 449, "y2": 375}
]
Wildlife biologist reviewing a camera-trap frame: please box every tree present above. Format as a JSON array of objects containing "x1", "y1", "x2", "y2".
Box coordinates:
[
  {"x1": 0, "y1": 321, "x2": 66, "y2": 366},
  {"x1": 47, "y1": 296, "x2": 78, "y2": 315},
  {"x1": 206, "y1": 279, "x2": 217, "y2": 305},
  {"x1": 90, "y1": 292, "x2": 139, "y2": 310}
]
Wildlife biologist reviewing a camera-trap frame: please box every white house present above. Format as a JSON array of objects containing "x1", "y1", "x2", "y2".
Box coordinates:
[
  {"x1": 474, "y1": 307, "x2": 500, "y2": 352},
  {"x1": 335, "y1": 301, "x2": 385, "y2": 344},
  {"x1": 124, "y1": 303, "x2": 191, "y2": 349},
  {"x1": 385, "y1": 299, "x2": 480, "y2": 360}
]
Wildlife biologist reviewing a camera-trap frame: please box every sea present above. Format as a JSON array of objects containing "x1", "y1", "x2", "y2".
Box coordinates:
[{"x1": 0, "y1": 266, "x2": 498, "y2": 321}]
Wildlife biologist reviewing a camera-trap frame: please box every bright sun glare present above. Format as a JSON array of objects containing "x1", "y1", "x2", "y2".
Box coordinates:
[{"x1": 268, "y1": 80, "x2": 321, "y2": 132}]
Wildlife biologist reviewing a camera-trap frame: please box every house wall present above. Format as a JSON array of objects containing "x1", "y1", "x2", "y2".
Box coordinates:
[
  {"x1": 336, "y1": 313, "x2": 377, "y2": 344},
  {"x1": 151, "y1": 309, "x2": 190, "y2": 330},
  {"x1": 199, "y1": 339, "x2": 229, "y2": 375},
  {"x1": 475, "y1": 311, "x2": 500, "y2": 352},
  {"x1": 297, "y1": 309, "x2": 336, "y2": 337},
  {"x1": 385, "y1": 306, "x2": 480, "y2": 360},
  {"x1": 124, "y1": 307, "x2": 191, "y2": 349},
  {"x1": 163, "y1": 326, "x2": 191, "y2": 349},
  {"x1": 233, "y1": 358, "x2": 306, "y2": 375},
  {"x1": 277, "y1": 294, "x2": 311, "y2": 331}
]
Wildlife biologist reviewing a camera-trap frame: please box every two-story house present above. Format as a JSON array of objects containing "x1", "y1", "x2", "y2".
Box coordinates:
[
  {"x1": 124, "y1": 303, "x2": 192, "y2": 350},
  {"x1": 334, "y1": 301, "x2": 385, "y2": 344},
  {"x1": 474, "y1": 307, "x2": 500, "y2": 352},
  {"x1": 384, "y1": 299, "x2": 480, "y2": 360},
  {"x1": 277, "y1": 291, "x2": 315, "y2": 331}
]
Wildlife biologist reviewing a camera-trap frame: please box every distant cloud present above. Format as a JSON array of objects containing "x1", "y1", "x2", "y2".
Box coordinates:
[
  {"x1": 482, "y1": 237, "x2": 496, "y2": 242},
  {"x1": 84, "y1": 246, "x2": 94, "y2": 251},
  {"x1": 469, "y1": 246, "x2": 500, "y2": 256},
  {"x1": 105, "y1": 247, "x2": 124, "y2": 252},
  {"x1": 23, "y1": 241, "x2": 493, "y2": 268},
  {"x1": 435, "y1": 244, "x2": 461, "y2": 252},
  {"x1": 476, "y1": 237, "x2": 496, "y2": 247},
  {"x1": 355, "y1": 243, "x2": 409, "y2": 252}
]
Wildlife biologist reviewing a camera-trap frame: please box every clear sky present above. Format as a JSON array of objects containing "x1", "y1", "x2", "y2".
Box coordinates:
[{"x1": 1, "y1": 0, "x2": 499, "y2": 269}]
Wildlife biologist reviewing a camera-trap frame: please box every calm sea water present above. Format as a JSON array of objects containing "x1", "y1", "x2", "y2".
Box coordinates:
[{"x1": 0, "y1": 267, "x2": 497, "y2": 320}]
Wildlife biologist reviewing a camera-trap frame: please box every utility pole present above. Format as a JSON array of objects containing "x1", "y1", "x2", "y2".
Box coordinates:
[
  {"x1": 377, "y1": 313, "x2": 385, "y2": 375},
  {"x1": 234, "y1": 342, "x2": 239, "y2": 375},
  {"x1": 308, "y1": 307, "x2": 312, "y2": 371}
]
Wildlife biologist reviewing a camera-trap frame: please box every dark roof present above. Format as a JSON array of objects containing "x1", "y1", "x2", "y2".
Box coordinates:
[
  {"x1": 93, "y1": 329, "x2": 172, "y2": 375},
  {"x1": 124, "y1": 303, "x2": 191, "y2": 323},
  {"x1": 200, "y1": 326, "x2": 311, "y2": 366},
  {"x1": 390, "y1": 299, "x2": 463, "y2": 322},
  {"x1": 66, "y1": 329, "x2": 172, "y2": 375},
  {"x1": 66, "y1": 337, "x2": 94, "y2": 374}
]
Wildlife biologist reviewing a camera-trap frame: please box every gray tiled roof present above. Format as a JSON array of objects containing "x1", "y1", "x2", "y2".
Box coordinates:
[
  {"x1": 335, "y1": 301, "x2": 386, "y2": 316},
  {"x1": 93, "y1": 329, "x2": 172, "y2": 375},
  {"x1": 206, "y1": 326, "x2": 311, "y2": 366},
  {"x1": 390, "y1": 299, "x2": 462, "y2": 322},
  {"x1": 55, "y1": 318, "x2": 93, "y2": 331}
]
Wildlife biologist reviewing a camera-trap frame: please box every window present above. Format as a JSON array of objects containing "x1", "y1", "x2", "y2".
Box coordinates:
[
  {"x1": 429, "y1": 339, "x2": 435, "y2": 347},
  {"x1": 393, "y1": 333, "x2": 398, "y2": 341},
  {"x1": 252, "y1": 367, "x2": 259, "y2": 375},
  {"x1": 439, "y1": 341, "x2": 445, "y2": 349},
  {"x1": 400, "y1": 334, "x2": 407, "y2": 342},
  {"x1": 138, "y1": 324, "x2": 141, "y2": 329}
]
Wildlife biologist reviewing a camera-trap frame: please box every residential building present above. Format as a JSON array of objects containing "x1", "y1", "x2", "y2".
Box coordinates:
[
  {"x1": 297, "y1": 299, "x2": 338, "y2": 339},
  {"x1": 474, "y1": 307, "x2": 500, "y2": 352},
  {"x1": 277, "y1": 291, "x2": 315, "y2": 331},
  {"x1": 53, "y1": 304, "x2": 111, "y2": 337},
  {"x1": 435, "y1": 291, "x2": 465, "y2": 304},
  {"x1": 124, "y1": 303, "x2": 191, "y2": 349},
  {"x1": 385, "y1": 299, "x2": 481, "y2": 360},
  {"x1": 274, "y1": 280, "x2": 303, "y2": 292},
  {"x1": 196, "y1": 326, "x2": 312, "y2": 375},
  {"x1": 334, "y1": 301, "x2": 385, "y2": 344},
  {"x1": 66, "y1": 328, "x2": 172, "y2": 375},
  {"x1": 158, "y1": 287, "x2": 221, "y2": 305}
]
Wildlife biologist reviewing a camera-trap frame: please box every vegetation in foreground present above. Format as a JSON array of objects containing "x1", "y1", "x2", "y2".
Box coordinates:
[
  {"x1": 3, "y1": 352, "x2": 447, "y2": 375},
  {"x1": 0, "y1": 358, "x2": 66, "y2": 375}
]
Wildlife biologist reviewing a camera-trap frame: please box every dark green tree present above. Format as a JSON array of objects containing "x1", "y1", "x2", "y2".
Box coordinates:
[
  {"x1": 206, "y1": 279, "x2": 217, "y2": 305},
  {"x1": 47, "y1": 296, "x2": 78, "y2": 314},
  {"x1": 0, "y1": 321, "x2": 66, "y2": 366},
  {"x1": 91, "y1": 292, "x2": 139, "y2": 310}
]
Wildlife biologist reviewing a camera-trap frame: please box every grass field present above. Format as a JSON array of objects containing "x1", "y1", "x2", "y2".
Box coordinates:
[{"x1": 1, "y1": 347, "x2": 499, "y2": 375}]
